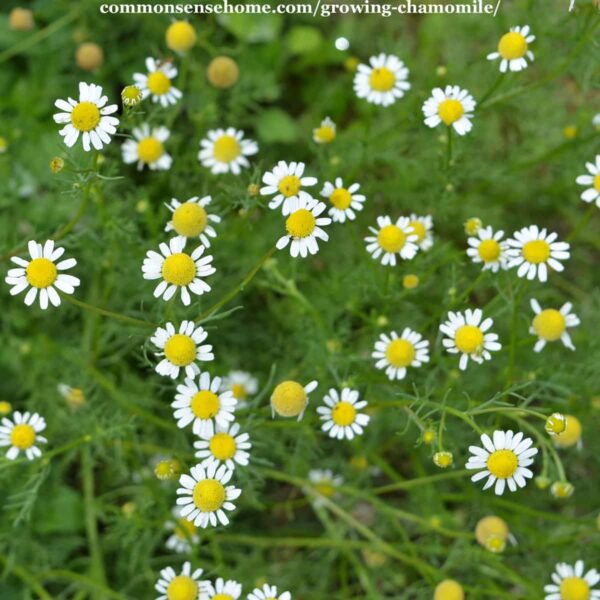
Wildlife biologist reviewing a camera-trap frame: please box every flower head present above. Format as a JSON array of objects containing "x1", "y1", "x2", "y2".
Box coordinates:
[
  {"x1": 321, "y1": 177, "x2": 366, "y2": 223},
  {"x1": 372, "y1": 328, "x2": 430, "y2": 380},
  {"x1": 166, "y1": 20, "x2": 197, "y2": 53},
  {"x1": 134, "y1": 57, "x2": 181, "y2": 106},
  {"x1": 544, "y1": 560, "x2": 600, "y2": 600},
  {"x1": 423, "y1": 85, "x2": 476, "y2": 136},
  {"x1": 433, "y1": 451, "x2": 453, "y2": 468},
  {"x1": 155, "y1": 561, "x2": 205, "y2": 600},
  {"x1": 200, "y1": 578, "x2": 242, "y2": 600},
  {"x1": 194, "y1": 421, "x2": 252, "y2": 471},
  {"x1": 551, "y1": 481, "x2": 575, "y2": 499},
  {"x1": 464, "y1": 217, "x2": 482, "y2": 235},
  {"x1": 317, "y1": 387, "x2": 370, "y2": 440},
  {"x1": 487, "y1": 25, "x2": 535, "y2": 73},
  {"x1": 545, "y1": 413, "x2": 567, "y2": 436},
  {"x1": 553, "y1": 414, "x2": 582, "y2": 449},
  {"x1": 57, "y1": 383, "x2": 85, "y2": 410},
  {"x1": 408, "y1": 214, "x2": 434, "y2": 251},
  {"x1": 247, "y1": 584, "x2": 291, "y2": 600},
  {"x1": 365, "y1": 216, "x2": 419, "y2": 266},
  {"x1": 0, "y1": 411, "x2": 47, "y2": 460},
  {"x1": 121, "y1": 84, "x2": 143, "y2": 107},
  {"x1": 353, "y1": 53, "x2": 410, "y2": 107},
  {"x1": 466, "y1": 226, "x2": 508, "y2": 272},
  {"x1": 434, "y1": 580, "x2": 464, "y2": 600},
  {"x1": 207, "y1": 56, "x2": 239, "y2": 89},
  {"x1": 271, "y1": 380, "x2": 318, "y2": 420},
  {"x1": 261, "y1": 161, "x2": 318, "y2": 215},
  {"x1": 576, "y1": 155, "x2": 600, "y2": 208},
  {"x1": 165, "y1": 196, "x2": 221, "y2": 248},
  {"x1": 308, "y1": 469, "x2": 343, "y2": 508},
  {"x1": 164, "y1": 506, "x2": 199, "y2": 554},
  {"x1": 220, "y1": 371, "x2": 258, "y2": 409},
  {"x1": 475, "y1": 516, "x2": 511, "y2": 553},
  {"x1": 122, "y1": 124, "x2": 172, "y2": 170},
  {"x1": 198, "y1": 127, "x2": 258, "y2": 175},
  {"x1": 530, "y1": 299, "x2": 580, "y2": 352},
  {"x1": 313, "y1": 117, "x2": 336, "y2": 143}
]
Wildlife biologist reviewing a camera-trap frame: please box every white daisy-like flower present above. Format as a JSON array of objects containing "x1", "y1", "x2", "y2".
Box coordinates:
[
  {"x1": 247, "y1": 584, "x2": 291, "y2": 600},
  {"x1": 353, "y1": 53, "x2": 410, "y2": 107},
  {"x1": 505, "y1": 225, "x2": 570, "y2": 283},
  {"x1": 142, "y1": 237, "x2": 215, "y2": 306},
  {"x1": 164, "y1": 506, "x2": 200, "y2": 554},
  {"x1": 122, "y1": 124, "x2": 172, "y2": 171},
  {"x1": 155, "y1": 561, "x2": 204, "y2": 600},
  {"x1": 172, "y1": 372, "x2": 237, "y2": 437},
  {"x1": 165, "y1": 196, "x2": 221, "y2": 248},
  {"x1": 134, "y1": 57, "x2": 182, "y2": 107},
  {"x1": 5, "y1": 240, "x2": 80, "y2": 310},
  {"x1": 194, "y1": 422, "x2": 251, "y2": 471},
  {"x1": 408, "y1": 214, "x2": 434, "y2": 251},
  {"x1": 57, "y1": 383, "x2": 85, "y2": 409},
  {"x1": 317, "y1": 387, "x2": 370, "y2": 440},
  {"x1": 260, "y1": 160, "x2": 318, "y2": 215},
  {"x1": 466, "y1": 430, "x2": 538, "y2": 495},
  {"x1": 308, "y1": 469, "x2": 343, "y2": 508},
  {"x1": 0, "y1": 411, "x2": 47, "y2": 460},
  {"x1": 544, "y1": 560, "x2": 600, "y2": 600},
  {"x1": 422, "y1": 85, "x2": 476, "y2": 136},
  {"x1": 198, "y1": 127, "x2": 258, "y2": 175},
  {"x1": 575, "y1": 155, "x2": 600, "y2": 207},
  {"x1": 201, "y1": 578, "x2": 242, "y2": 600},
  {"x1": 440, "y1": 309, "x2": 501, "y2": 370},
  {"x1": 53, "y1": 82, "x2": 119, "y2": 151},
  {"x1": 466, "y1": 226, "x2": 509, "y2": 272},
  {"x1": 312, "y1": 116, "x2": 336, "y2": 144},
  {"x1": 276, "y1": 196, "x2": 331, "y2": 258},
  {"x1": 320, "y1": 178, "x2": 366, "y2": 223},
  {"x1": 176, "y1": 462, "x2": 241, "y2": 528},
  {"x1": 487, "y1": 26, "x2": 535, "y2": 73},
  {"x1": 220, "y1": 371, "x2": 258, "y2": 409},
  {"x1": 151, "y1": 321, "x2": 213, "y2": 379},
  {"x1": 529, "y1": 299, "x2": 580, "y2": 353},
  {"x1": 364, "y1": 216, "x2": 419, "y2": 266},
  {"x1": 372, "y1": 328, "x2": 430, "y2": 381}
]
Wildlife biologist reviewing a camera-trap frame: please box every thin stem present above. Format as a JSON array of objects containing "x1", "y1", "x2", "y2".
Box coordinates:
[
  {"x1": 0, "y1": 555, "x2": 53, "y2": 600},
  {"x1": 62, "y1": 295, "x2": 157, "y2": 329}
]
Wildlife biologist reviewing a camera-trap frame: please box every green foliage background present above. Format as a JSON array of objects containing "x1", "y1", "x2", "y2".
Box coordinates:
[{"x1": 0, "y1": 0, "x2": 599, "y2": 598}]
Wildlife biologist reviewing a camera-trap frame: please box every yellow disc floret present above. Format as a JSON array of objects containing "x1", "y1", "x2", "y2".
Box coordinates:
[
  {"x1": 121, "y1": 85, "x2": 142, "y2": 107},
  {"x1": 0, "y1": 401, "x2": 12, "y2": 415},
  {"x1": 207, "y1": 56, "x2": 239, "y2": 89},
  {"x1": 386, "y1": 339, "x2": 415, "y2": 368},
  {"x1": 209, "y1": 433, "x2": 237, "y2": 460},
  {"x1": 213, "y1": 595, "x2": 234, "y2": 600},
  {"x1": 314, "y1": 480, "x2": 336, "y2": 497},
  {"x1": 434, "y1": 579, "x2": 464, "y2": 600},
  {"x1": 498, "y1": 31, "x2": 528, "y2": 60},
  {"x1": 533, "y1": 309, "x2": 566, "y2": 341},
  {"x1": 286, "y1": 209, "x2": 316, "y2": 238},
  {"x1": 193, "y1": 479, "x2": 225, "y2": 512},
  {"x1": 475, "y1": 516, "x2": 509, "y2": 551},
  {"x1": 10, "y1": 424, "x2": 36, "y2": 449},
  {"x1": 332, "y1": 401, "x2": 356, "y2": 426},
  {"x1": 486, "y1": 449, "x2": 518, "y2": 479},
  {"x1": 161, "y1": 253, "x2": 196, "y2": 286},
  {"x1": 454, "y1": 325, "x2": 484, "y2": 354},
  {"x1": 403, "y1": 274, "x2": 419, "y2": 289},
  {"x1": 478, "y1": 239, "x2": 501, "y2": 262},
  {"x1": 433, "y1": 452, "x2": 453, "y2": 468},
  {"x1": 409, "y1": 220, "x2": 426, "y2": 243},
  {"x1": 213, "y1": 135, "x2": 241, "y2": 163},
  {"x1": 172, "y1": 203, "x2": 208, "y2": 238},
  {"x1": 166, "y1": 575, "x2": 198, "y2": 600},
  {"x1": 314, "y1": 125, "x2": 336, "y2": 143},
  {"x1": 71, "y1": 102, "x2": 101, "y2": 132},
  {"x1": 594, "y1": 174, "x2": 600, "y2": 192},
  {"x1": 271, "y1": 381, "x2": 308, "y2": 417},
  {"x1": 164, "y1": 334, "x2": 196, "y2": 366},
  {"x1": 231, "y1": 384, "x2": 246, "y2": 399},
  {"x1": 278, "y1": 175, "x2": 302, "y2": 198},
  {"x1": 137, "y1": 137, "x2": 164, "y2": 163},
  {"x1": 191, "y1": 391, "x2": 220, "y2": 420},
  {"x1": 330, "y1": 188, "x2": 352, "y2": 210},
  {"x1": 369, "y1": 67, "x2": 395, "y2": 92},
  {"x1": 76, "y1": 43, "x2": 103, "y2": 71},
  {"x1": 26, "y1": 258, "x2": 57, "y2": 288},
  {"x1": 174, "y1": 517, "x2": 196, "y2": 539},
  {"x1": 377, "y1": 225, "x2": 406, "y2": 253},
  {"x1": 560, "y1": 577, "x2": 590, "y2": 600},
  {"x1": 554, "y1": 414, "x2": 582, "y2": 448},
  {"x1": 464, "y1": 217, "x2": 482, "y2": 235},
  {"x1": 522, "y1": 239, "x2": 550, "y2": 264},
  {"x1": 147, "y1": 71, "x2": 172, "y2": 96},
  {"x1": 166, "y1": 21, "x2": 197, "y2": 53},
  {"x1": 438, "y1": 99, "x2": 464, "y2": 126}
]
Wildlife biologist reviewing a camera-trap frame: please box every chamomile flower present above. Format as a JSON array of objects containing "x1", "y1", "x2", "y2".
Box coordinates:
[
  {"x1": 201, "y1": 578, "x2": 242, "y2": 600},
  {"x1": 151, "y1": 321, "x2": 214, "y2": 379},
  {"x1": 247, "y1": 586, "x2": 291, "y2": 600},
  {"x1": 220, "y1": 371, "x2": 258, "y2": 409},
  {"x1": 365, "y1": 216, "x2": 419, "y2": 266},
  {"x1": 440, "y1": 309, "x2": 501, "y2": 370},
  {"x1": 544, "y1": 560, "x2": 600, "y2": 600},
  {"x1": 422, "y1": 85, "x2": 476, "y2": 136},
  {"x1": 320, "y1": 178, "x2": 366, "y2": 222},
  {"x1": 271, "y1": 380, "x2": 318, "y2": 420},
  {"x1": 466, "y1": 430, "x2": 538, "y2": 495},
  {"x1": 308, "y1": 469, "x2": 343, "y2": 508},
  {"x1": 312, "y1": 117, "x2": 336, "y2": 144},
  {"x1": 155, "y1": 561, "x2": 204, "y2": 600},
  {"x1": 466, "y1": 226, "x2": 509, "y2": 272},
  {"x1": 575, "y1": 155, "x2": 600, "y2": 207},
  {"x1": 134, "y1": 57, "x2": 182, "y2": 106},
  {"x1": 173, "y1": 373, "x2": 237, "y2": 437},
  {"x1": 475, "y1": 516, "x2": 515, "y2": 553},
  {"x1": 5, "y1": 240, "x2": 80, "y2": 309},
  {"x1": 529, "y1": 299, "x2": 580, "y2": 352},
  {"x1": 142, "y1": 237, "x2": 215, "y2": 306},
  {"x1": 57, "y1": 383, "x2": 85, "y2": 410},
  {"x1": 176, "y1": 463, "x2": 241, "y2": 528},
  {"x1": 194, "y1": 422, "x2": 252, "y2": 471},
  {"x1": 506, "y1": 226, "x2": 570, "y2": 282},
  {"x1": 408, "y1": 214, "x2": 434, "y2": 251},
  {"x1": 353, "y1": 53, "x2": 410, "y2": 107},
  {"x1": 0, "y1": 411, "x2": 47, "y2": 460},
  {"x1": 487, "y1": 26, "x2": 535, "y2": 73},
  {"x1": 317, "y1": 388, "x2": 370, "y2": 440},
  {"x1": 53, "y1": 82, "x2": 119, "y2": 151},
  {"x1": 164, "y1": 506, "x2": 199, "y2": 554},
  {"x1": 434, "y1": 580, "x2": 464, "y2": 600},
  {"x1": 261, "y1": 161, "x2": 318, "y2": 215},
  {"x1": 198, "y1": 128, "x2": 258, "y2": 175},
  {"x1": 122, "y1": 124, "x2": 172, "y2": 171},
  {"x1": 553, "y1": 415, "x2": 583, "y2": 449},
  {"x1": 372, "y1": 329, "x2": 430, "y2": 381},
  {"x1": 276, "y1": 197, "x2": 331, "y2": 258},
  {"x1": 165, "y1": 196, "x2": 221, "y2": 248}
]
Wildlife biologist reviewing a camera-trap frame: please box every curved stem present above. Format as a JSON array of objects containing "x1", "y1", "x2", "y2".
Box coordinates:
[{"x1": 63, "y1": 295, "x2": 156, "y2": 329}]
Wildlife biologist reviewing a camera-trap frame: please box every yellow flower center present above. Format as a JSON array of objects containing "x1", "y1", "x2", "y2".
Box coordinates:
[
  {"x1": 314, "y1": 481, "x2": 335, "y2": 497},
  {"x1": 155, "y1": 460, "x2": 177, "y2": 480},
  {"x1": 369, "y1": 66, "x2": 395, "y2": 92},
  {"x1": 147, "y1": 71, "x2": 172, "y2": 96},
  {"x1": 593, "y1": 173, "x2": 600, "y2": 192},
  {"x1": 331, "y1": 401, "x2": 356, "y2": 426},
  {"x1": 330, "y1": 187, "x2": 352, "y2": 210},
  {"x1": 438, "y1": 99, "x2": 465, "y2": 126},
  {"x1": 484, "y1": 535, "x2": 506, "y2": 553},
  {"x1": 533, "y1": 309, "x2": 566, "y2": 341},
  {"x1": 164, "y1": 334, "x2": 196, "y2": 367},
  {"x1": 174, "y1": 517, "x2": 196, "y2": 540},
  {"x1": 314, "y1": 125, "x2": 336, "y2": 143},
  {"x1": 209, "y1": 432, "x2": 237, "y2": 460},
  {"x1": 478, "y1": 239, "x2": 501, "y2": 262},
  {"x1": 560, "y1": 577, "x2": 590, "y2": 600},
  {"x1": 122, "y1": 85, "x2": 142, "y2": 104},
  {"x1": 498, "y1": 31, "x2": 528, "y2": 60},
  {"x1": 285, "y1": 209, "x2": 316, "y2": 238},
  {"x1": 70, "y1": 101, "x2": 100, "y2": 132},
  {"x1": 486, "y1": 449, "x2": 518, "y2": 479},
  {"x1": 137, "y1": 137, "x2": 164, "y2": 163},
  {"x1": 213, "y1": 135, "x2": 241, "y2": 162},
  {"x1": 172, "y1": 203, "x2": 208, "y2": 238},
  {"x1": 271, "y1": 380, "x2": 307, "y2": 417},
  {"x1": 475, "y1": 516, "x2": 508, "y2": 547},
  {"x1": 434, "y1": 579, "x2": 464, "y2": 600},
  {"x1": 191, "y1": 391, "x2": 220, "y2": 420},
  {"x1": 278, "y1": 175, "x2": 302, "y2": 197},
  {"x1": 464, "y1": 217, "x2": 482, "y2": 235},
  {"x1": 385, "y1": 339, "x2": 416, "y2": 368},
  {"x1": 409, "y1": 220, "x2": 426, "y2": 243},
  {"x1": 0, "y1": 401, "x2": 12, "y2": 415},
  {"x1": 166, "y1": 575, "x2": 198, "y2": 600},
  {"x1": 554, "y1": 415, "x2": 582, "y2": 448},
  {"x1": 65, "y1": 388, "x2": 85, "y2": 408},
  {"x1": 192, "y1": 479, "x2": 225, "y2": 512},
  {"x1": 522, "y1": 239, "x2": 551, "y2": 264},
  {"x1": 231, "y1": 383, "x2": 247, "y2": 399},
  {"x1": 377, "y1": 224, "x2": 406, "y2": 253},
  {"x1": 454, "y1": 325, "x2": 484, "y2": 354},
  {"x1": 10, "y1": 424, "x2": 36, "y2": 449},
  {"x1": 161, "y1": 253, "x2": 196, "y2": 286},
  {"x1": 26, "y1": 258, "x2": 57, "y2": 288},
  {"x1": 166, "y1": 21, "x2": 197, "y2": 52},
  {"x1": 403, "y1": 274, "x2": 419, "y2": 289},
  {"x1": 213, "y1": 595, "x2": 234, "y2": 600}
]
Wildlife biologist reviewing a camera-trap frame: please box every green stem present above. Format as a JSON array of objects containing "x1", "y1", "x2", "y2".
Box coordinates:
[
  {"x1": 63, "y1": 295, "x2": 156, "y2": 329},
  {"x1": 0, "y1": 555, "x2": 53, "y2": 600},
  {"x1": 477, "y1": 71, "x2": 505, "y2": 107}
]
